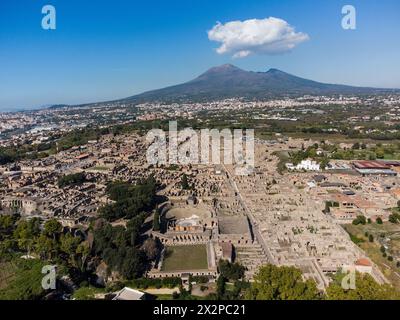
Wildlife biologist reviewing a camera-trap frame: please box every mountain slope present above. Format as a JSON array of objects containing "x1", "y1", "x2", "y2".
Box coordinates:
[{"x1": 122, "y1": 64, "x2": 395, "y2": 103}]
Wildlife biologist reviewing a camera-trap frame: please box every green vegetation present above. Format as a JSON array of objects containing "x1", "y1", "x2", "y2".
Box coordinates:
[
  {"x1": 243, "y1": 264, "x2": 400, "y2": 300},
  {"x1": 350, "y1": 233, "x2": 366, "y2": 245},
  {"x1": 58, "y1": 172, "x2": 87, "y2": 188},
  {"x1": 0, "y1": 258, "x2": 46, "y2": 300},
  {"x1": 288, "y1": 144, "x2": 330, "y2": 169},
  {"x1": 0, "y1": 127, "x2": 110, "y2": 165},
  {"x1": 0, "y1": 215, "x2": 19, "y2": 255},
  {"x1": 245, "y1": 264, "x2": 320, "y2": 300},
  {"x1": 99, "y1": 176, "x2": 157, "y2": 221},
  {"x1": 0, "y1": 216, "x2": 93, "y2": 299},
  {"x1": 325, "y1": 201, "x2": 339, "y2": 213},
  {"x1": 124, "y1": 277, "x2": 182, "y2": 290},
  {"x1": 0, "y1": 175, "x2": 163, "y2": 299},
  {"x1": 0, "y1": 145, "x2": 48, "y2": 165},
  {"x1": 10, "y1": 218, "x2": 90, "y2": 272},
  {"x1": 326, "y1": 272, "x2": 400, "y2": 300},
  {"x1": 329, "y1": 142, "x2": 400, "y2": 161},
  {"x1": 72, "y1": 286, "x2": 105, "y2": 300},
  {"x1": 216, "y1": 275, "x2": 226, "y2": 298},
  {"x1": 218, "y1": 260, "x2": 245, "y2": 281},
  {"x1": 181, "y1": 174, "x2": 190, "y2": 190},
  {"x1": 153, "y1": 211, "x2": 160, "y2": 231},
  {"x1": 389, "y1": 212, "x2": 400, "y2": 224},
  {"x1": 92, "y1": 217, "x2": 148, "y2": 279},
  {"x1": 343, "y1": 223, "x2": 400, "y2": 289},
  {"x1": 352, "y1": 215, "x2": 367, "y2": 226},
  {"x1": 54, "y1": 128, "x2": 105, "y2": 151},
  {"x1": 161, "y1": 245, "x2": 208, "y2": 271}
]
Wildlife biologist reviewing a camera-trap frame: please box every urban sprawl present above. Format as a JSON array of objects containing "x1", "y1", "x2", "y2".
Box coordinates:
[{"x1": 2, "y1": 94, "x2": 400, "y2": 300}]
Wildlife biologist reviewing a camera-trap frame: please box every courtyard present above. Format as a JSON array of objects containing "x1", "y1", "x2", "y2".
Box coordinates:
[{"x1": 161, "y1": 245, "x2": 208, "y2": 271}]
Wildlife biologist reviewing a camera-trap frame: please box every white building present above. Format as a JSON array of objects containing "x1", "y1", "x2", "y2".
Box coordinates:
[
  {"x1": 112, "y1": 287, "x2": 146, "y2": 300},
  {"x1": 286, "y1": 159, "x2": 321, "y2": 171}
]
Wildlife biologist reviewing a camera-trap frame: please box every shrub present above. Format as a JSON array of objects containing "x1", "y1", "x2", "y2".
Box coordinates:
[{"x1": 352, "y1": 215, "x2": 367, "y2": 225}]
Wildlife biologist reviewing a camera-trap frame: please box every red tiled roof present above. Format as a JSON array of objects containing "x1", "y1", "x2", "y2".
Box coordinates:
[
  {"x1": 355, "y1": 258, "x2": 372, "y2": 267},
  {"x1": 353, "y1": 161, "x2": 390, "y2": 170}
]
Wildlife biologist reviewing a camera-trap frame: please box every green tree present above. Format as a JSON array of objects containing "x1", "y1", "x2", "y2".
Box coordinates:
[
  {"x1": 142, "y1": 238, "x2": 160, "y2": 261},
  {"x1": 58, "y1": 172, "x2": 87, "y2": 188},
  {"x1": 14, "y1": 218, "x2": 41, "y2": 254},
  {"x1": 35, "y1": 234, "x2": 59, "y2": 260},
  {"x1": 218, "y1": 260, "x2": 245, "y2": 281},
  {"x1": 76, "y1": 241, "x2": 90, "y2": 272},
  {"x1": 352, "y1": 143, "x2": 360, "y2": 150},
  {"x1": 181, "y1": 174, "x2": 190, "y2": 190},
  {"x1": 60, "y1": 233, "x2": 82, "y2": 267},
  {"x1": 319, "y1": 157, "x2": 329, "y2": 170},
  {"x1": 326, "y1": 273, "x2": 399, "y2": 300},
  {"x1": 245, "y1": 265, "x2": 320, "y2": 300},
  {"x1": 0, "y1": 259, "x2": 46, "y2": 300},
  {"x1": 100, "y1": 177, "x2": 157, "y2": 222},
  {"x1": 389, "y1": 214, "x2": 400, "y2": 224},
  {"x1": 153, "y1": 211, "x2": 160, "y2": 231},
  {"x1": 216, "y1": 276, "x2": 226, "y2": 299},
  {"x1": 352, "y1": 215, "x2": 367, "y2": 225},
  {"x1": 376, "y1": 217, "x2": 383, "y2": 225},
  {"x1": 376, "y1": 149, "x2": 385, "y2": 159},
  {"x1": 324, "y1": 202, "x2": 331, "y2": 213},
  {"x1": 43, "y1": 219, "x2": 63, "y2": 240}
]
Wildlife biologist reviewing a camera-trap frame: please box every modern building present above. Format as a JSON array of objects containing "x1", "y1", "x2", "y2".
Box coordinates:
[{"x1": 286, "y1": 159, "x2": 321, "y2": 171}]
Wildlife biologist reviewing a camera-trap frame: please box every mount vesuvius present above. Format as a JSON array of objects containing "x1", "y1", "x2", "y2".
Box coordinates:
[{"x1": 116, "y1": 64, "x2": 397, "y2": 104}]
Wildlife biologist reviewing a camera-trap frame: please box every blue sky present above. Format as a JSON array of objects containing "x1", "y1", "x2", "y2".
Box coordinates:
[{"x1": 1, "y1": 0, "x2": 400, "y2": 110}]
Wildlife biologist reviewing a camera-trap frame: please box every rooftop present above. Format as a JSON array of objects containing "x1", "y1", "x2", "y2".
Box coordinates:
[{"x1": 112, "y1": 287, "x2": 145, "y2": 300}]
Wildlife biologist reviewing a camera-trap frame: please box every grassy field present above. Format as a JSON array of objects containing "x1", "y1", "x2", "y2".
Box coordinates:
[
  {"x1": 0, "y1": 261, "x2": 17, "y2": 291},
  {"x1": 0, "y1": 257, "x2": 45, "y2": 300},
  {"x1": 161, "y1": 245, "x2": 208, "y2": 272},
  {"x1": 343, "y1": 223, "x2": 400, "y2": 289},
  {"x1": 72, "y1": 286, "x2": 106, "y2": 300}
]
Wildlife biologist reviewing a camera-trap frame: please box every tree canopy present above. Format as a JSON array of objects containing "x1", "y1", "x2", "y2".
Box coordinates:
[
  {"x1": 326, "y1": 272, "x2": 400, "y2": 300},
  {"x1": 58, "y1": 172, "x2": 87, "y2": 188},
  {"x1": 218, "y1": 260, "x2": 245, "y2": 281},
  {"x1": 100, "y1": 176, "x2": 157, "y2": 221},
  {"x1": 245, "y1": 264, "x2": 321, "y2": 300}
]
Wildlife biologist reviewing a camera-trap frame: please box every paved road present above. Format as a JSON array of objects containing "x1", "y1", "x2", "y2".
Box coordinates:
[{"x1": 222, "y1": 164, "x2": 275, "y2": 264}]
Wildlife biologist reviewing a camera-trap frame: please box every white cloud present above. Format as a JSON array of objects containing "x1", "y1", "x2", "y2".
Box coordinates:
[{"x1": 208, "y1": 17, "x2": 309, "y2": 58}]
